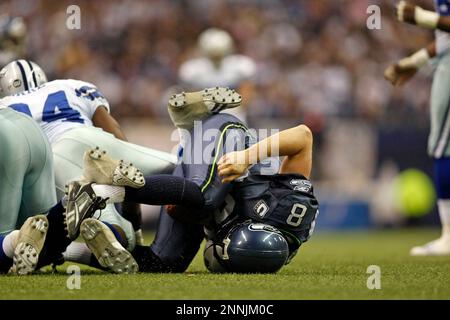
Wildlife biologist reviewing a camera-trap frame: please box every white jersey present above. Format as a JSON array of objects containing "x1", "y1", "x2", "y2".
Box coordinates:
[
  {"x1": 179, "y1": 54, "x2": 256, "y2": 89},
  {"x1": 435, "y1": 0, "x2": 450, "y2": 54},
  {"x1": 0, "y1": 79, "x2": 109, "y2": 144}
]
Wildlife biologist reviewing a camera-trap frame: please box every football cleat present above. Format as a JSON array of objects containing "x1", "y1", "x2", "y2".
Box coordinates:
[
  {"x1": 168, "y1": 87, "x2": 242, "y2": 114},
  {"x1": 65, "y1": 181, "x2": 107, "y2": 240},
  {"x1": 10, "y1": 215, "x2": 49, "y2": 275},
  {"x1": 410, "y1": 237, "x2": 450, "y2": 256},
  {"x1": 80, "y1": 219, "x2": 138, "y2": 274},
  {"x1": 83, "y1": 147, "x2": 145, "y2": 188}
]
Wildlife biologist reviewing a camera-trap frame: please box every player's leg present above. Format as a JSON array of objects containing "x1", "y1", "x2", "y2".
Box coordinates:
[
  {"x1": 52, "y1": 142, "x2": 138, "y2": 250},
  {"x1": 53, "y1": 126, "x2": 176, "y2": 245},
  {"x1": 52, "y1": 133, "x2": 139, "y2": 254},
  {"x1": 8, "y1": 110, "x2": 68, "y2": 272},
  {"x1": 54, "y1": 126, "x2": 176, "y2": 183},
  {"x1": 38, "y1": 183, "x2": 138, "y2": 273},
  {"x1": 18, "y1": 112, "x2": 57, "y2": 226},
  {"x1": 0, "y1": 110, "x2": 30, "y2": 235},
  {"x1": 52, "y1": 137, "x2": 141, "y2": 251},
  {"x1": 85, "y1": 113, "x2": 249, "y2": 220},
  {"x1": 411, "y1": 52, "x2": 450, "y2": 256},
  {"x1": 132, "y1": 205, "x2": 205, "y2": 272},
  {"x1": 0, "y1": 110, "x2": 58, "y2": 274},
  {"x1": 0, "y1": 109, "x2": 30, "y2": 272},
  {"x1": 79, "y1": 129, "x2": 176, "y2": 244},
  {"x1": 128, "y1": 160, "x2": 204, "y2": 272}
]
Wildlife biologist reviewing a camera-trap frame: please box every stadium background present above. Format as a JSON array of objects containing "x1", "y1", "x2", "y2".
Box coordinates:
[{"x1": 1, "y1": 0, "x2": 438, "y2": 230}]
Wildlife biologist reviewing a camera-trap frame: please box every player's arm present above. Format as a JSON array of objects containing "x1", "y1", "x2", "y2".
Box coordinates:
[
  {"x1": 397, "y1": 1, "x2": 450, "y2": 32},
  {"x1": 218, "y1": 124, "x2": 313, "y2": 182},
  {"x1": 384, "y1": 41, "x2": 436, "y2": 87},
  {"x1": 92, "y1": 106, "x2": 128, "y2": 141}
]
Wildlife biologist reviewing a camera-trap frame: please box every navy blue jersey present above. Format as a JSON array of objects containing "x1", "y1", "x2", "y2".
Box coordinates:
[{"x1": 230, "y1": 174, "x2": 319, "y2": 247}]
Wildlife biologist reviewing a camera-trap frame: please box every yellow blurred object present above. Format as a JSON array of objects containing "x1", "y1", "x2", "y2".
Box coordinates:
[{"x1": 393, "y1": 169, "x2": 436, "y2": 217}]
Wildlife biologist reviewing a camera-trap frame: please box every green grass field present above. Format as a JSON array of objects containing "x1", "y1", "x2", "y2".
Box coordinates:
[{"x1": 1, "y1": 229, "x2": 450, "y2": 300}]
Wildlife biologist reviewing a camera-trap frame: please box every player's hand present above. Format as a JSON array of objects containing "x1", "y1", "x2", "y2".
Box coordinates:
[
  {"x1": 384, "y1": 63, "x2": 418, "y2": 87},
  {"x1": 397, "y1": 1, "x2": 417, "y2": 25},
  {"x1": 218, "y1": 151, "x2": 249, "y2": 184}
]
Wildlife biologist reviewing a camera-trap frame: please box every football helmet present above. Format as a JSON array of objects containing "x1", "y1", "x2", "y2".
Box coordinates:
[
  {"x1": 204, "y1": 220, "x2": 289, "y2": 273},
  {"x1": 198, "y1": 28, "x2": 234, "y2": 58},
  {"x1": 0, "y1": 15, "x2": 27, "y2": 66},
  {"x1": 0, "y1": 59, "x2": 47, "y2": 97}
]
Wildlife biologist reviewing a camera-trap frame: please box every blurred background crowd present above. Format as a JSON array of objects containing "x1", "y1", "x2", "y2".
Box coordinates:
[
  {"x1": 1, "y1": 0, "x2": 434, "y2": 123},
  {"x1": 1, "y1": 0, "x2": 440, "y2": 228}
]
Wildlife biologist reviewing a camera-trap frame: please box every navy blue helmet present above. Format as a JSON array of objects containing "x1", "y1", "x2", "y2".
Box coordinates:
[{"x1": 204, "y1": 220, "x2": 290, "y2": 273}]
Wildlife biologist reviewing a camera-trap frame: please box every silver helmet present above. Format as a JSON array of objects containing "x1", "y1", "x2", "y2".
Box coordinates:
[
  {"x1": 0, "y1": 59, "x2": 47, "y2": 97},
  {"x1": 198, "y1": 28, "x2": 234, "y2": 58}
]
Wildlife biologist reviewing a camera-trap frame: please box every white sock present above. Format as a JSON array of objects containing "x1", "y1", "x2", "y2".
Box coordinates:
[
  {"x1": 2, "y1": 230, "x2": 19, "y2": 258},
  {"x1": 63, "y1": 242, "x2": 92, "y2": 265},
  {"x1": 438, "y1": 200, "x2": 450, "y2": 238},
  {"x1": 92, "y1": 184, "x2": 125, "y2": 204},
  {"x1": 178, "y1": 128, "x2": 189, "y2": 150}
]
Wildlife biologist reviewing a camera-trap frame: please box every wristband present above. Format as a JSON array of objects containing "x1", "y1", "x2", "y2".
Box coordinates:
[
  {"x1": 415, "y1": 6, "x2": 439, "y2": 29},
  {"x1": 397, "y1": 1, "x2": 406, "y2": 22},
  {"x1": 398, "y1": 48, "x2": 430, "y2": 69}
]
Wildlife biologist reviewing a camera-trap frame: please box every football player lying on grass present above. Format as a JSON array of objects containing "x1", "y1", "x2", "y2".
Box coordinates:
[{"x1": 66, "y1": 87, "x2": 319, "y2": 273}]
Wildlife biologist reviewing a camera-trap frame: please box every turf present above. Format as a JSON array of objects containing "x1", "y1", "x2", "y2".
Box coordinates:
[{"x1": 1, "y1": 229, "x2": 450, "y2": 300}]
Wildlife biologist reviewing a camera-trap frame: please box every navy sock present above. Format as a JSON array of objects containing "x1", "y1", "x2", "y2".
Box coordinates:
[
  {"x1": 0, "y1": 235, "x2": 13, "y2": 273},
  {"x1": 124, "y1": 175, "x2": 205, "y2": 209},
  {"x1": 435, "y1": 158, "x2": 450, "y2": 199},
  {"x1": 38, "y1": 201, "x2": 72, "y2": 268}
]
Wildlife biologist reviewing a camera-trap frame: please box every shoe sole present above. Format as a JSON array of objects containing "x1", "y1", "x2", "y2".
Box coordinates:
[
  {"x1": 80, "y1": 219, "x2": 138, "y2": 274},
  {"x1": 11, "y1": 215, "x2": 49, "y2": 275},
  {"x1": 85, "y1": 147, "x2": 145, "y2": 189},
  {"x1": 168, "y1": 87, "x2": 242, "y2": 113}
]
